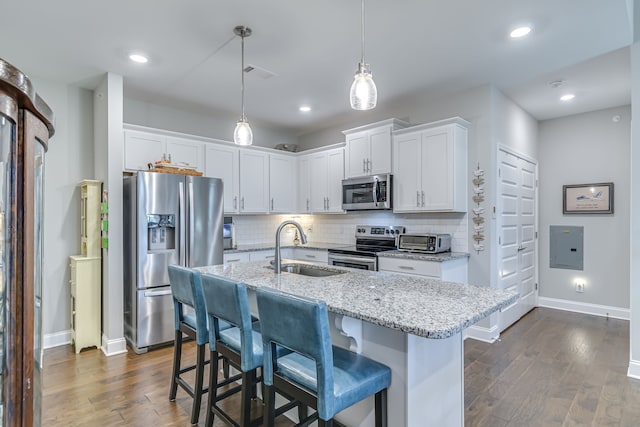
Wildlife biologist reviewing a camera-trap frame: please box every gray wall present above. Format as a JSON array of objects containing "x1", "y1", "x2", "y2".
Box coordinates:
[
  {"x1": 538, "y1": 105, "x2": 631, "y2": 309},
  {"x1": 124, "y1": 97, "x2": 299, "y2": 149},
  {"x1": 34, "y1": 78, "x2": 94, "y2": 338}
]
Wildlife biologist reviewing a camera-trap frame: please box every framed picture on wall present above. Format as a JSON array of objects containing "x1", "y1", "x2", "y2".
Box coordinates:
[{"x1": 563, "y1": 182, "x2": 614, "y2": 214}]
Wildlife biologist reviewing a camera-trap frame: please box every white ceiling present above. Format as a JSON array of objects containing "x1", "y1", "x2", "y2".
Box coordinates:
[{"x1": 0, "y1": 0, "x2": 633, "y2": 133}]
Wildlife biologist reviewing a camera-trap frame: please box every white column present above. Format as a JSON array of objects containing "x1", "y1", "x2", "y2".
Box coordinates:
[
  {"x1": 94, "y1": 73, "x2": 127, "y2": 356},
  {"x1": 628, "y1": 0, "x2": 640, "y2": 379}
]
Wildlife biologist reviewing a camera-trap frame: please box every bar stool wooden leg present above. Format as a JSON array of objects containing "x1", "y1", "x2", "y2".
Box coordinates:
[
  {"x1": 191, "y1": 342, "x2": 207, "y2": 425},
  {"x1": 205, "y1": 349, "x2": 219, "y2": 427},
  {"x1": 169, "y1": 330, "x2": 182, "y2": 401},
  {"x1": 375, "y1": 389, "x2": 388, "y2": 427},
  {"x1": 264, "y1": 385, "x2": 276, "y2": 427}
]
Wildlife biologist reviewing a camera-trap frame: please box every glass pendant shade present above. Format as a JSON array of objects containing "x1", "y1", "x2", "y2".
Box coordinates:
[
  {"x1": 350, "y1": 63, "x2": 377, "y2": 110},
  {"x1": 234, "y1": 119, "x2": 253, "y2": 146}
]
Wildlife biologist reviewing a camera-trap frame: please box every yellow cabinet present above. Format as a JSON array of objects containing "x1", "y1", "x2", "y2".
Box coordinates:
[
  {"x1": 80, "y1": 179, "x2": 102, "y2": 257},
  {"x1": 69, "y1": 256, "x2": 101, "y2": 353}
]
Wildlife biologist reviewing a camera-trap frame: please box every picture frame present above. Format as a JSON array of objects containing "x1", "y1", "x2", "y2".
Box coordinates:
[{"x1": 563, "y1": 182, "x2": 614, "y2": 214}]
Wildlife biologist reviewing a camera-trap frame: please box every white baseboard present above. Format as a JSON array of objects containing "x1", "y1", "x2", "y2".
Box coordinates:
[
  {"x1": 464, "y1": 324, "x2": 499, "y2": 343},
  {"x1": 43, "y1": 330, "x2": 73, "y2": 349},
  {"x1": 628, "y1": 360, "x2": 640, "y2": 380},
  {"x1": 101, "y1": 334, "x2": 128, "y2": 356},
  {"x1": 538, "y1": 297, "x2": 629, "y2": 320}
]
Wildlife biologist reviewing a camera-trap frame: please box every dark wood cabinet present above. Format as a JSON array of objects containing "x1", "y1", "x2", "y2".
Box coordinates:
[{"x1": 0, "y1": 57, "x2": 54, "y2": 426}]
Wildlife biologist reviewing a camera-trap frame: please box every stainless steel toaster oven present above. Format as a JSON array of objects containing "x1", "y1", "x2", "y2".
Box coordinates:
[{"x1": 398, "y1": 234, "x2": 451, "y2": 254}]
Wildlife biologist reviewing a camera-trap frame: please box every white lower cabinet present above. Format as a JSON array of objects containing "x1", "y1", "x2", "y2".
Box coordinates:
[
  {"x1": 292, "y1": 248, "x2": 328, "y2": 264},
  {"x1": 249, "y1": 250, "x2": 276, "y2": 262},
  {"x1": 223, "y1": 252, "x2": 251, "y2": 264},
  {"x1": 378, "y1": 256, "x2": 468, "y2": 283}
]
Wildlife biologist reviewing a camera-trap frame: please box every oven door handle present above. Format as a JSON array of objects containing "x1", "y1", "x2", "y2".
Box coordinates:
[{"x1": 328, "y1": 254, "x2": 376, "y2": 264}]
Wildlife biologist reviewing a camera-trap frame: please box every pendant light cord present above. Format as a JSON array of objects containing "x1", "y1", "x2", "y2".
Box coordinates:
[
  {"x1": 240, "y1": 31, "x2": 246, "y2": 121},
  {"x1": 360, "y1": 0, "x2": 365, "y2": 65}
]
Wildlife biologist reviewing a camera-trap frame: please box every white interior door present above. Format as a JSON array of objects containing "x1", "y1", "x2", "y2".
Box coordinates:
[{"x1": 497, "y1": 149, "x2": 537, "y2": 332}]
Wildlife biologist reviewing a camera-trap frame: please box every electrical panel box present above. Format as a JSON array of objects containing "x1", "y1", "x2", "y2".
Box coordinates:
[{"x1": 549, "y1": 225, "x2": 583, "y2": 270}]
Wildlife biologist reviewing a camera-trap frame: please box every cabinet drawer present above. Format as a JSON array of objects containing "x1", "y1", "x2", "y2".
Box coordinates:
[
  {"x1": 378, "y1": 257, "x2": 441, "y2": 278},
  {"x1": 293, "y1": 248, "x2": 328, "y2": 264},
  {"x1": 249, "y1": 250, "x2": 275, "y2": 262},
  {"x1": 223, "y1": 252, "x2": 251, "y2": 264}
]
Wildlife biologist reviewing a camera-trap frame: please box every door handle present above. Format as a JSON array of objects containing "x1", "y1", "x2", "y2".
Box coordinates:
[
  {"x1": 373, "y1": 177, "x2": 379, "y2": 207},
  {"x1": 241, "y1": 197, "x2": 245, "y2": 210},
  {"x1": 417, "y1": 191, "x2": 420, "y2": 207},
  {"x1": 517, "y1": 246, "x2": 525, "y2": 252},
  {"x1": 363, "y1": 158, "x2": 366, "y2": 173},
  {"x1": 367, "y1": 158, "x2": 371, "y2": 173},
  {"x1": 144, "y1": 289, "x2": 172, "y2": 297},
  {"x1": 178, "y1": 181, "x2": 185, "y2": 266},
  {"x1": 233, "y1": 196, "x2": 237, "y2": 210},
  {"x1": 421, "y1": 191, "x2": 425, "y2": 207},
  {"x1": 271, "y1": 198, "x2": 274, "y2": 211},
  {"x1": 306, "y1": 198, "x2": 310, "y2": 212}
]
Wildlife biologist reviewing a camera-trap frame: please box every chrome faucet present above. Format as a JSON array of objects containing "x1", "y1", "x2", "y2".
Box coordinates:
[{"x1": 274, "y1": 220, "x2": 308, "y2": 274}]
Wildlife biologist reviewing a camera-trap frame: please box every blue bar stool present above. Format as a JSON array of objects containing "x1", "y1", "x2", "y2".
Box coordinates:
[
  {"x1": 256, "y1": 287, "x2": 391, "y2": 427},
  {"x1": 200, "y1": 273, "x2": 304, "y2": 427},
  {"x1": 168, "y1": 265, "x2": 233, "y2": 425}
]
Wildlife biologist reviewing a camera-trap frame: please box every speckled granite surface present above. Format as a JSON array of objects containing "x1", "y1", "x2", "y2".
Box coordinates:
[
  {"x1": 196, "y1": 260, "x2": 517, "y2": 339},
  {"x1": 377, "y1": 250, "x2": 470, "y2": 262}
]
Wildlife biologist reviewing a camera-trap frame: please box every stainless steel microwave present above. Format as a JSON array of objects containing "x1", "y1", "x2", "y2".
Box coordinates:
[{"x1": 342, "y1": 174, "x2": 392, "y2": 211}]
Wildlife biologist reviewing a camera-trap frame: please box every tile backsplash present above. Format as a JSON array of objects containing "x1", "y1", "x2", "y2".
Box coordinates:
[{"x1": 231, "y1": 212, "x2": 468, "y2": 252}]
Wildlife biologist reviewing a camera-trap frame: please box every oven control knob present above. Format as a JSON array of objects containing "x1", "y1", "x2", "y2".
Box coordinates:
[{"x1": 385, "y1": 230, "x2": 390, "y2": 234}]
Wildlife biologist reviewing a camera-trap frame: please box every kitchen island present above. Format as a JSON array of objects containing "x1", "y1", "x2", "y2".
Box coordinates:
[{"x1": 196, "y1": 260, "x2": 517, "y2": 427}]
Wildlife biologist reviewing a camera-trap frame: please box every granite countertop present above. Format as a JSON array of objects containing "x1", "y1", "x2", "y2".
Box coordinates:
[
  {"x1": 377, "y1": 250, "x2": 470, "y2": 262},
  {"x1": 196, "y1": 260, "x2": 517, "y2": 339}
]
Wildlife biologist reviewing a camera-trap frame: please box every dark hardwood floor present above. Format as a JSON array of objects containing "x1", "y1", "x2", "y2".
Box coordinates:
[{"x1": 42, "y1": 308, "x2": 640, "y2": 426}]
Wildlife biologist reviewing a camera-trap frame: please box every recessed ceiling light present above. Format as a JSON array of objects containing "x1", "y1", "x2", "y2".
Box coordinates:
[
  {"x1": 510, "y1": 26, "x2": 532, "y2": 38},
  {"x1": 299, "y1": 106, "x2": 311, "y2": 113},
  {"x1": 129, "y1": 54, "x2": 148, "y2": 64},
  {"x1": 560, "y1": 94, "x2": 575, "y2": 102}
]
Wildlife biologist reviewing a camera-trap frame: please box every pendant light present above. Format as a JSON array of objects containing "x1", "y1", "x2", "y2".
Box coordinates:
[
  {"x1": 350, "y1": 0, "x2": 377, "y2": 110},
  {"x1": 233, "y1": 25, "x2": 253, "y2": 146}
]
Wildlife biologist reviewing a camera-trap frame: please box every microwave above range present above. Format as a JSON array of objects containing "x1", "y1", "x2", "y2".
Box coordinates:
[
  {"x1": 342, "y1": 174, "x2": 392, "y2": 211},
  {"x1": 398, "y1": 233, "x2": 452, "y2": 254}
]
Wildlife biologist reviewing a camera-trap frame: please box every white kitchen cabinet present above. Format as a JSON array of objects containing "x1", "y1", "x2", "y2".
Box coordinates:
[
  {"x1": 343, "y1": 118, "x2": 409, "y2": 178},
  {"x1": 124, "y1": 130, "x2": 167, "y2": 171},
  {"x1": 123, "y1": 129, "x2": 205, "y2": 172},
  {"x1": 378, "y1": 256, "x2": 468, "y2": 283},
  {"x1": 269, "y1": 153, "x2": 296, "y2": 213},
  {"x1": 223, "y1": 252, "x2": 251, "y2": 264},
  {"x1": 205, "y1": 142, "x2": 240, "y2": 214},
  {"x1": 293, "y1": 248, "x2": 328, "y2": 264},
  {"x1": 308, "y1": 148, "x2": 344, "y2": 213},
  {"x1": 297, "y1": 154, "x2": 311, "y2": 213},
  {"x1": 166, "y1": 136, "x2": 205, "y2": 171},
  {"x1": 239, "y1": 150, "x2": 270, "y2": 213},
  {"x1": 249, "y1": 250, "x2": 276, "y2": 262},
  {"x1": 393, "y1": 117, "x2": 469, "y2": 212}
]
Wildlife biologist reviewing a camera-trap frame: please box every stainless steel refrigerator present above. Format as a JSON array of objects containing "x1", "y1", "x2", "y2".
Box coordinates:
[{"x1": 123, "y1": 171, "x2": 224, "y2": 353}]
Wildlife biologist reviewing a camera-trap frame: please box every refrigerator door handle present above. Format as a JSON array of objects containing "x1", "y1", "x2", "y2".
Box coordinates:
[
  {"x1": 179, "y1": 181, "x2": 186, "y2": 266},
  {"x1": 188, "y1": 180, "x2": 195, "y2": 266}
]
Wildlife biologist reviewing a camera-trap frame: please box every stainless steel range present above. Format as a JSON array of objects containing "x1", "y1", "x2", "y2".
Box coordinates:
[{"x1": 327, "y1": 225, "x2": 405, "y2": 271}]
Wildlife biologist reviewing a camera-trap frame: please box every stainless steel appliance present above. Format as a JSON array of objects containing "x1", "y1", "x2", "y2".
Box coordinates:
[
  {"x1": 398, "y1": 233, "x2": 452, "y2": 254},
  {"x1": 223, "y1": 216, "x2": 235, "y2": 249},
  {"x1": 123, "y1": 171, "x2": 224, "y2": 353},
  {"x1": 328, "y1": 225, "x2": 405, "y2": 270},
  {"x1": 342, "y1": 174, "x2": 392, "y2": 211}
]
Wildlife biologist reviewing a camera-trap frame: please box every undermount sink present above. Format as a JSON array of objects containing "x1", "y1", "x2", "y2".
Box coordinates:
[{"x1": 270, "y1": 263, "x2": 346, "y2": 277}]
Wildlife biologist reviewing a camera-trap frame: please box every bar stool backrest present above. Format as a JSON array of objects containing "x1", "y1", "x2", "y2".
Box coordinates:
[
  {"x1": 167, "y1": 265, "x2": 208, "y2": 345},
  {"x1": 256, "y1": 287, "x2": 335, "y2": 417},
  {"x1": 200, "y1": 274, "x2": 257, "y2": 372}
]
